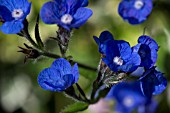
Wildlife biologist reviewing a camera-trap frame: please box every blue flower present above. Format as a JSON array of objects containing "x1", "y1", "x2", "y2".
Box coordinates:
[
  {"x1": 0, "y1": 0, "x2": 31, "y2": 34},
  {"x1": 139, "y1": 67, "x2": 167, "y2": 98},
  {"x1": 106, "y1": 82, "x2": 156, "y2": 113},
  {"x1": 40, "y1": 0, "x2": 93, "y2": 31},
  {"x1": 102, "y1": 38, "x2": 141, "y2": 72},
  {"x1": 118, "y1": 0, "x2": 153, "y2": 24},
  {"x1": 93, "y1": 31, "x2": 114, "y2": 54},
  {"x1": 132, "y1": 35, "x2": 158, "y2": 69},
  {"x1": 38, "y1": 58, "x2": 79, "y2": 92},
  {"x1": 137, "y1": 99, "x2": 158, "y2": 113}
]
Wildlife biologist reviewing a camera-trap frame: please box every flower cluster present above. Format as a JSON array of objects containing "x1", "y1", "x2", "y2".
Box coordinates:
[
  {"x1": 0, "y1": 0, "x2": 168, "y2": 113},
  {"x1": 94, "y1": 31, "x2": 160, "y2": 73},
  {"x1": 94, "y1": 30, "x2": 167, "y2": 113},
  {"x1": 0, "y1": 0, "x2": 31, "y2": 34}
]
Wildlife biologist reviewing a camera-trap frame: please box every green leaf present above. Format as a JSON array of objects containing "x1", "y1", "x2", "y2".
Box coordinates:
[
  {"x1": 61, "y1": 102, "x2": 89, "y2": 113},
  {"x1": 35, "y1": 14, "x2": 44, "y2": 49}
]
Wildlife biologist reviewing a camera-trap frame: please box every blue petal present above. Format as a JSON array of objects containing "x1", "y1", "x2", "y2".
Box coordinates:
[
  {"x1": 22, "y1": 1, "x2": 32, "y2": 19},
  {"x1": 51, "y1": 58, "x2": 72, "y2": 75},
  {"x1": 71, "y1": 63, "x2": 79, "y2": 83},
  {"x1": 152, "y1": 71, "x2": 167, "y2": 95},
  {"x1": 66, "y1": 0, "x2": 88, "y2": 14},
  {"x1": 93, "y1": 31, "x2": 114, "y2": 54},
  {"x1": 93, "y1": 31, "x2": 113, "y2": 45},
  {"x1": 66, "y1": 0, "x2": 80, "y2": 14},
  {"x1": 81, "y1": 0, "x2": 88, "y2": 7},
  {"x1": 138, "y1": 35, "x2": 158, "y2": 51},
  {"x1": 102, "y1": 57, "x2": 118, "y2": 72},
  {"x1": 0, "y1": 20, "x2": 23, "y2": 34},
  {"x1": 38, "y1": 68, "x2": 65, "y2": 92},
  {"x1": 70, "y1": 7, "x2": 93, "y2": 28},
  {"x1": 0, "y1": 5, "x2": 13, "y2": 21},
  {"x1": 119, "y1": 52, "x2": 140, "y2": 72},
  {"x1": 140, "y1": 78, "x2": 153, "y2": 99},
  {"x1": 93, "y1": 36, "x2": 100, "y2": 45},
  {"x1": 130, "y1": 67, "x2": 144, "y2": 77},
  {"x1": 138, "y1": 44, "x2": 154, "y2": 69},
  {"x1": 116, "y1": 40, "x2": 131, "y2": 61},
  {"x1": 105, "y1": 40, "x2": 120, "y2": 60},
  {"x1": 98, "y1": 31, "x2": 114, "y2": 42},
  {"x1": 102, "y1": 40, "x2": 120, "y2": 72},
  {"x1": 132, "y1": 43, "x2": 141, "y2": 53},
  {"x1": 140, "y1": 68, "x2": 167, "y2": 96},
  {"x1": 137, "y1": 36, "x2": 158, "y2": 69},
  {"x1": 0, "y1": 0, "x2": 17, "y2": 11},
  {"x1": 40, "y1": 1, "x2": 63, "y2": 24},
  {"x1": 63, "y1": 74, "x2": 74, "y2": 88}
]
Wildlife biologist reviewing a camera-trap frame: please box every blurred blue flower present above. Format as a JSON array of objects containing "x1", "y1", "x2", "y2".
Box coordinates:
[
  {"x1": 0, "y1": 0, "x2": 31, "y2": 34},
  {"x1": 93, "y1": 31, "x2": 114, "y2": 54},
  {"x1": 118, "y1": 0, "x2": 153, "y2": 24},
  {"x1": 40, "y1": 0, "x2": 93, "y2": 31},
  {"x1": 139, "y1": 67, "x2": 167, "y2": 98},
  {"x1": 102, "y1": 38, "x2": 141, "y2": 72},
  {"x1": 106, "y1": 82, "x2": 157, "y2": 113},
  {"x1": 137, "y1": 99, "x2": 158, "y2": 113},
  {"x1": 133, "y1": 35, "x2": 158, "y2": 69},
  {"x1": 38, "y1": 58, "x2": 79, "y2": 92}
]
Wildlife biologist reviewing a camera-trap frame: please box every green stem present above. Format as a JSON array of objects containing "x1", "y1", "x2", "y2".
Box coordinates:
[
  {"x1": 76, "y1": 83, "x2": 90, "y2": 103},
  {"x1": 23, "y1": 31, "x2": 39, "y2": 49},
  {"x1": 21, "y1": 19, "x2": 39, "y2": 49},
  {"x1": 40, "y1": 51, "x2": 60, "y2": 59},
  {"x1": 75, "y1": 62, "x2": 97, "y2": 71}
]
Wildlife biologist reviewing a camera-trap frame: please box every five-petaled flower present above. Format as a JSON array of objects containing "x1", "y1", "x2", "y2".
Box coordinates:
[
  {"x1": 106, "y1": 82, "x2": 158, "y2": 113},
  {"x1": 118, "y1": 0, "x2": 153, "y2": 24},
  {"x1": 132, "y1": 35, "x2": 159, "y2": 69},
  {"x1": 139, "y1": 67, "x2": 167, "y2": 98},
  {"x1": 95, "y1": 31, "x2": 141, "y2": 72},
  {"x1": 40, "y1": 0, "x2": 93, "y2": 31},
  {"x1": 0, "y1": 0, "x2": 31, "y2": 34},
  {"x1": 38, "y1": 58, "x2": 79, "y2": 92}
]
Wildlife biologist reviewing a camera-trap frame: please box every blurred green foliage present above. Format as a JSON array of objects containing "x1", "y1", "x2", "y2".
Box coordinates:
[{"x1": 0, "y1": 0, "x2": 170, "y2": 113}]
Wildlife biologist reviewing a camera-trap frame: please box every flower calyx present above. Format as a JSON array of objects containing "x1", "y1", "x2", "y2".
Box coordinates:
[{"x1": 18, "y1": 43, "x2": 40, "y2": 63}]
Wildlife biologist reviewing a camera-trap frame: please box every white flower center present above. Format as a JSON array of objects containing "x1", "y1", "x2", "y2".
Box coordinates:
[
  {"x1": 134, "y1": 0, "x2": 144, "y2": 10},
  {"x1": 113, "y1": 56, "x2": 123, "y2": 66},
  {"x1": 61, "y1": 14, "x2": 73, "y2": 24},
  {"x1": 123, "y1": 96, "x2": 134, "y2": 107},
  {"x1": 12, "y1": 9, "x2": 24, "y2": 19}
]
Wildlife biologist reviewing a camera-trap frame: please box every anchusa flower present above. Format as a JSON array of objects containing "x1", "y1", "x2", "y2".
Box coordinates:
[
  {"x1": 139, "y1": 67, "x2": 167, "y2": 98},
  {"x1": 106, "y1": 81, "x2": 158, "y2": 113},
  {"x1": 0, "y1": 0, "x2": 31, "y2": 34},
  {"x1": 40, "y1": 0, "x2": 93, "y2": 31},
  {"x1": 118, "y1": 0, "x2": 153, "y2": 24},
  {"x1": 133, "y1": 35, "x2": 159, "y2": 69},
  {"x1": 38, "y1": 58, "x2": 79, "y2": 92},
  {"x1": 94, "y1": 31, "x2": 141, "y2": 73}
]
